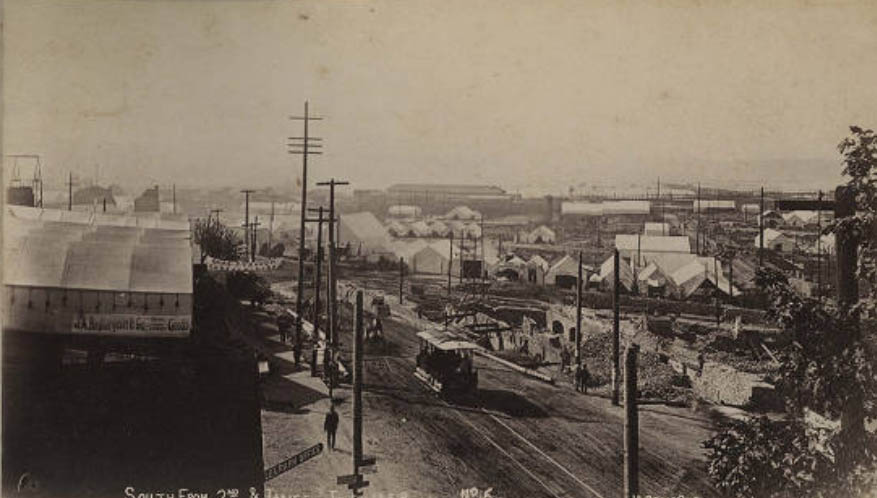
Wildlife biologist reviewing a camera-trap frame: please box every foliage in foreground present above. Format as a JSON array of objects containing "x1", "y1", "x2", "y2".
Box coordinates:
[{"x1": 703, "y1": 126, "x2": 877, "y2": 497}]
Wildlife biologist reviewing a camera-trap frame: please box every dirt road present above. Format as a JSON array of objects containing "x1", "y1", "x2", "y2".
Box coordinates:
[{"x1": 329, "y1": 305, "x2": 720, "y2": 498}]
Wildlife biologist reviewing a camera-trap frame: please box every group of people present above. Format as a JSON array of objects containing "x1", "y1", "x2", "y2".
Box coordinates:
[
  {"x1": 574, "y1": 363, "x2": 591, "y2": 393},
  {"x1": 559, "y1": 347, "x2": 591, "y2": 394}
]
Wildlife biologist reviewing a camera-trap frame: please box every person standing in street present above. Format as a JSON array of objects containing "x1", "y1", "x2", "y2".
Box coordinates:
[
  {"x1": 580, "y1": 363, "x2": 590, "y2": 394},
  {"x1": 324, "y1": 404, "x2": 339, "y2": 451},
  {"x1": 574, "y1": 364, "x2": 583, "y2": 392}
]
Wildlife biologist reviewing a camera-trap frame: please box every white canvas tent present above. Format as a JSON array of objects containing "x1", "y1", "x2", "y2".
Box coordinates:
[
  {"x1": 525, "y1": 225, "x2": 557, "y2": 244},
  {"x1": 615, "y1": 234, "x2": 691, "y2": 266},
  {"x1": 4, "y1": 206, "x2": 193, "y2": 337},
  {"x1": 756, "y1": 228, "x2": 795, "y2": 252},
  {"x1": 338, "y1": 212, "x2": 392, "y2": 255},
  {"x1": 599, "y1": 255, "x2": 635, "y2": 292}
]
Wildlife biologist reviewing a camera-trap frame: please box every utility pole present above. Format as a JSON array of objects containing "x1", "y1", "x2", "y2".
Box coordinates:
[
  {"x1": 354, "y1": 290, "x2": 364, "y2": 461},
  {"x1": 67, "y1": 172, "x2": 77, "y2": 211},
  {"x1": 817, "y1": 190, "x2": 822, "y2": 299},
  {"x1": 241, "y1": 189, "x2": 255, "y2": 261},
  {"x1": 399, "y1": 257, "x2": 404, "y2": 305},
  {"x1": 714, "y1": 255, "x2": 721, "y2": 332},
  {"x1": 448, "y1": 231, "x2": 454, "y2": 298},
  {"x1": 728, "y1": 256, "x2": 734, "y2": 300},
  {"x1": 575, "y1": 251, "x2": 583, "y2": 368},
  {"x1": 251, "y1": 216, "x2": 261, "y2": 262},
  {"x1": 624, "y1": 344, "x2": 640, "y2": 498},
  {"x1": 269, "y1": 200, "x2": 276, "y2": 253},
  {"x1": 316, "y1": 178, "x2": 349, "y2": 352},
  {"x1": 696, "y1": 182, "x2": 701, "y2": 255},
  {"x1": 612, "y1": 248, "x2": 621, "y2": 406},
  {"x1": 306, "y1": 206, "x2": 329, "y2": 382},
  {"x1": 459, "y1": 234, "x2": 465, "y2": 284},
  {"x1": 759, "y1": 187, "x2": 765, "y2": 267},
  {"x1": 289, "y1": 101, "x2": 323, "y2": 362}
]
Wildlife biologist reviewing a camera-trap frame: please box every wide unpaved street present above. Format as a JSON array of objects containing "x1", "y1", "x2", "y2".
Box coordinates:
[{"x1": 257, "y1": 287, "x2": 720, "y2": 498}]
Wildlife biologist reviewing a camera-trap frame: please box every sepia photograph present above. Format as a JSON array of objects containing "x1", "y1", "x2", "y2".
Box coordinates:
[{"x1": 2, "y1": 1, "x2": 877, "y2": 497}]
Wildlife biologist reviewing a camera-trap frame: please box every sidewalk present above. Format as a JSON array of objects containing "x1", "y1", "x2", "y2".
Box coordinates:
[{"x1": 234, "y1": 303, "x2": 404, "y2": 498}]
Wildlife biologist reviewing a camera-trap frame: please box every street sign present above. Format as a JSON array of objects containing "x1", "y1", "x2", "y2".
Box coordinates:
[
  {"x1": 337, "y1": 474, "x2": 370, "y2": 490},
  {"x1": 337, "y1": 474, "x2": 361, "y2": 486},
  {"x1": 360, "y1": 466, "x2": 378, "y2": 474},
  {"x1": 348, "y1": 480, "x2": 369, "y2": 490},
  {"x1": 264, "y1": 443, "x2": 323, "y2": 482},
  {"x1": 359, "y1": 455, "x2": 376, "y2": 467}
]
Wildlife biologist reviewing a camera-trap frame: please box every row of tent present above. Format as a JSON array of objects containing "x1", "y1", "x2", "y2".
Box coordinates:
[
  {"x1": 385, "y1": 219, "x2": 483, "y2": 239},
  {"x1": 387, "y1": 205, "x2": 483, "y2": 221},
  {"x1": 756, "y1": 228, "x2": 836, "y2": 254},
  {"x1": 494, "y1": 250, "x2": 739, "y2": 300},
  {"x1": 758, "y1": 210, "x2": 834, "y2": 228}
]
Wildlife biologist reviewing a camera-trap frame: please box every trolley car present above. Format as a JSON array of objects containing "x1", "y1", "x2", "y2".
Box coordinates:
[{"x1": 414, "y1": 329, "x2": 479, "y2": 396}]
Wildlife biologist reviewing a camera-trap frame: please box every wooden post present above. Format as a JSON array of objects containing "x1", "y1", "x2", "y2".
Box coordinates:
[
  {"x1": 612, "y1": 249, "x2": 621, "y2": 406},
  {"x1": 313, "y1": 207, "x2": 323, "y2": 343},
  {"x1": 759, "y1": 187, "x2": 764, "y2": 267},
  {"x1": 353, "y1": 291, "x2": 364, "y2": 477},
  {"x1": 576, "y1": 251, "x2": 583, "y2": 367},
  {"x1": 448, "y1": 232, "x2": 453, "y2": 298},
  {"x1": 624, "y1": 344, "x2": 640, "y2": 498},
  {"x1": 728, "y1": 258, "x2": 734, "y2": 299}
]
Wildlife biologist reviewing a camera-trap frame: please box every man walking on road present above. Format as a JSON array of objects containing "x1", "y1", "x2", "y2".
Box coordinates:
[{"x1": 324, "y1": 404, "x2": 339, "y2": 451}]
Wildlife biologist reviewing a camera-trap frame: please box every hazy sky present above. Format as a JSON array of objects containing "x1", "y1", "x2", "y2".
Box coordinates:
[{"x1": 4, "y1": 0, "x2": 877, "y2": 194}]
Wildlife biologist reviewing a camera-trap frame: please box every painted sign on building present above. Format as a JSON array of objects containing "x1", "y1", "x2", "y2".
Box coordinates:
[{"x1": 71, "y1": 313, "x2": 191, "y2": 337}]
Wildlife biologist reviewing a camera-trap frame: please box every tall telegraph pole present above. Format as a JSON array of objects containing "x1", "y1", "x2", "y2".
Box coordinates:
[
  {"x1": 316, "y1": 178, "x2": 349, "y2": 353},
  {"x1": 289, "y1": 101, "x2": 323, "y2": 361},
  {"x1": 241, "y1": 189, "x2": 255, "y2": 261},
  {"x1": 67, "y1": 172, "x2": 78, "y2": 211}
]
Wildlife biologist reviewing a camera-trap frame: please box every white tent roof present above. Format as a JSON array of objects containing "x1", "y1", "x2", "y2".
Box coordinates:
[
  {"x1": 698, "y1": 200, "x2": 736, "y2": 210},
  {"x1": 562, "y1": 201, "x2": 650, "y2": 216},
  {"x1": 429, "y1": 220, "x2": 450, "y2": 236},
  {"x1": 339, "y1": 212, "x2": 392, "y2": 253},
  {"x1": 528, "y1": 254, "x2": 550, "y2": 271},
  {"x1": 528, "y1": 225, "x2": 556, "y2": 240},
  {"x1": 643, "y1": 222, "x2": 670, "y2": 235},
  {"x1": 4, "y1": 208, "x2": 193, "y2": 294},
  {"x1": 408, "y1": 220, "x2": 432, "y2": 237},
  {"x1": 599, "y1": 255, "x2": 635, "y2": 291},
  {"x1": 755, "y1": 228, "x2": 790, "y2": 247},
  {"x1": 445, "y1": 205, "x2": 481, "y2": 220},
  {"x1": 616, "y1": 234, "x2": 691, "y2": 255},
  {"x1": 547, "y1": 254, "x2": 580, "y2": 277}
]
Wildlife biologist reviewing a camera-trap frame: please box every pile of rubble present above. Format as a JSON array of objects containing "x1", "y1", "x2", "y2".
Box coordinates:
[{"x1": 579, "y1": 331, "x2": 693, "y2": 404}]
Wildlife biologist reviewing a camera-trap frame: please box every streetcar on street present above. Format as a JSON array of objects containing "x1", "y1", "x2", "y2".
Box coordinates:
[{"x1": 414, "y1": 329, "x2": 479, "y2": 397}]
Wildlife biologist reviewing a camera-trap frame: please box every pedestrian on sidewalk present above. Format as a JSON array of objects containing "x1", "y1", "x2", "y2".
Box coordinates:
[
  {"x1": 580, "y1": 363, "x2": 590, "y2": 394},
  {"x1": 574, "y1": 364, "x2": 583, "y2": 392},
  {"x1": 324, "y1": 404, "x2": 339, "y2": 451}
]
